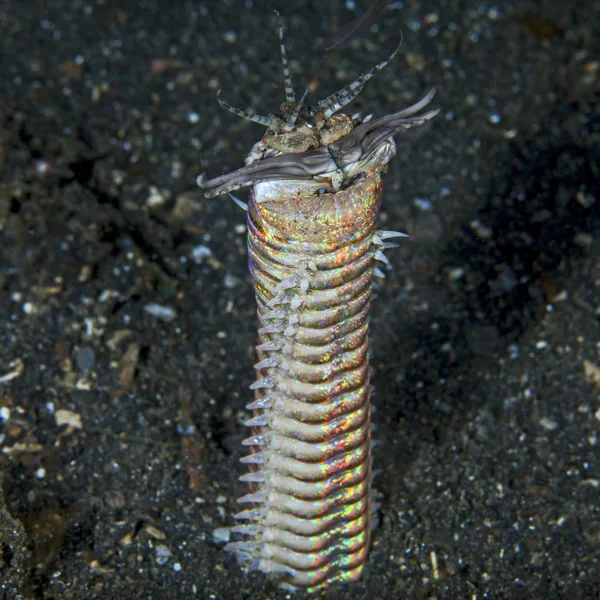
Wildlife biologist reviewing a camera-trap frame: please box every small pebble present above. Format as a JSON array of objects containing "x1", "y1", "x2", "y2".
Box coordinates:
[
  {"x1": 212, "y1": 527, "x2": 231, "y2": 544},
  {"x1": 488, "y1": 6, "x2": 501, "y2": 20},
  {"x1": 573, "y1": 232, "x2": 592, "y2": 248},
  {"x1": 539, "y1": 417, "x2": 558, "y2": 431},
  {"x1": 75, "y1": 346, "x2": 95, "y2": 372},
  {"x1": 470, "y1": 219, "x2": 493, "y2": 240},
  {"x1": 447, "y1": 267, "x2": 465, "y2": 281},
  {"x1": 575, "y1": 189, "x2": 596, "y2": 208},
  {"x1": 223, "y1": 274, "x2": 239, "y2": 289},
  {"x1": 145, "y1": 524, "x2": 167, "y2": 540},
  {"x1": 144, "y1": 303, "x2": 177, "y2": 321},
  {"x1": 146, "y1": 186, "x2": 168, "y2": 208},
  {"x1": 55, "y1": 409, "x2": 83, "y2": 429},
  {"x1": 191, "y1": 245, "x2": 212, "y2": 264},
  {"x1": 584, "y1": 361, "x2": 600, "y2": 388},
  {"x1": 155, "y1": 544, "x2": 172, "y2": 566},
  {"x1": 223, "y1": 30, "x2": 237, "y2": 43},
  {"x1": 414, "y1": 197, "x2": 433, "y2": 211},
  {"x1": 23, "y1": 302, "x2": 38, "y2": 315}
]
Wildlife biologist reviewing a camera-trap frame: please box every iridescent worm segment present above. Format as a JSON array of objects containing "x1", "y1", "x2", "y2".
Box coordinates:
[{"x1": 199, "y1": 21, "x2": 438, "y2": 593}]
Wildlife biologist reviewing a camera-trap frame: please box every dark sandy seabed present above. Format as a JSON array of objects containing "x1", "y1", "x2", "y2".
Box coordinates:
[{"x1": 0, "y1": 1, "x2": 598, "y2": 599}]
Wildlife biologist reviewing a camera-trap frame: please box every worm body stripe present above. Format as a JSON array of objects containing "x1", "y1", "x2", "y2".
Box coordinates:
[{"x1": 200, "y1": 22, "x2": 438, "y2": 593}]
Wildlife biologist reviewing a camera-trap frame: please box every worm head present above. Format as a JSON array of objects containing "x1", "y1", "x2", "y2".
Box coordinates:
[
  {"x1": 198, "y1": 31, "x2": 439, "y2": 202},
  {"x1": 199, "y1": 87, "x2": 439, "y2": 202}
]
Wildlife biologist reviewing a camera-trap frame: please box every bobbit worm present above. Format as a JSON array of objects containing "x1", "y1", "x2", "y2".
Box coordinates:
[{"x1": 198, "y1": 20, "x2": 439, "y2": 594}]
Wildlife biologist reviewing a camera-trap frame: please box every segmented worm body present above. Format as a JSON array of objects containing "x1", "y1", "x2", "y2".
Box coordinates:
[{"x1": 199, "y1": 22, "x2": 438, "y2": 593}]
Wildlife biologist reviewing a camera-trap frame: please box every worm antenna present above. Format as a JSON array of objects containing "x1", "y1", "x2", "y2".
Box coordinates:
[
  {"x1": 314, "y1": 35, "x2": 403, "y2": 118},
  {"x1": 275, "y1": 11, "x2": 296, "y2": 103},
  {"x1": 284, "y1": 87, "x2": 309, "y2": 131},
  {"x1": 216, "y1": 90, "x2": 277, "y2": 128}
]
